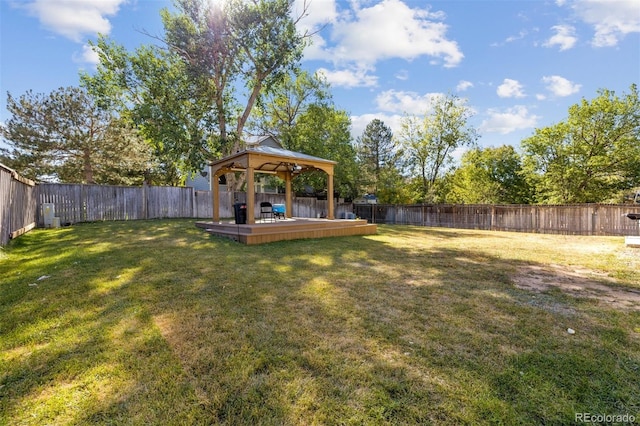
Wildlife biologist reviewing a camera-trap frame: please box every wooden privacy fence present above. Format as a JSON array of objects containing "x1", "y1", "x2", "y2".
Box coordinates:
[
  {"x1": 36, "y1": 183, "x2": 195, "y2": 226},
  {"x1": 5, "y1": 179, "x2": 640, "y2": 246},
  {"x1": 354, "y1": 203, "x2": 640, "y2": 236},
  {"x1": 34, "y1": 184, "x2": 352, "y2": 228},
  {"x1": 0, "y1": 163, "x2": 37, "y2": 246}
]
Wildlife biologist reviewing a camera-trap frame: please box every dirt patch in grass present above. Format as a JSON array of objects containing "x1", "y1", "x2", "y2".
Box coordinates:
[{"x1": 513, "y1": 263, "x2": 640, "y2": 310}]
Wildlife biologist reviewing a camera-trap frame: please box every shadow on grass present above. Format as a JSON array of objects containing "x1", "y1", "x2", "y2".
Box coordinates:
[{"x1": 1, "y1": 220, "x2": 638, "y2": 424}]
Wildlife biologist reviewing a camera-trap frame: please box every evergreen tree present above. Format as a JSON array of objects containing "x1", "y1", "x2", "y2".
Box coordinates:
[
  {"x1": 356, "y1": 119, "x2": 399, "y2": 196},
  {"x1": 0, "y1": 87, "x2": 156, "y2": 185}
]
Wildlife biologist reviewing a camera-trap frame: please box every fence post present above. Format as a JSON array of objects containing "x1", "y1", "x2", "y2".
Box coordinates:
[
  {"x1": 190, "y1": 187, "x2": 195, "y2": 218},
  {"x1": 142, "y1": 182, "x2": 148, "y2": 220},
  {"x1": 489, "y1": 204, "x2": 496, "y2": 231}
]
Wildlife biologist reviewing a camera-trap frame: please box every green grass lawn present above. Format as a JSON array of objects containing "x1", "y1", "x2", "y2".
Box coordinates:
[{"x1": 1, "y1": 219, "x2": 639, "y2": 425}]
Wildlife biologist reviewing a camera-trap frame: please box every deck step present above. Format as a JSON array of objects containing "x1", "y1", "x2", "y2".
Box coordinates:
[{"x1": 195, "y1": 218, "x2": 377, "y2": 244}]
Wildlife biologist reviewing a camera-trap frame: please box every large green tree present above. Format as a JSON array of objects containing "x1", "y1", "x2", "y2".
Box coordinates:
[
  {"x1": 447, "y1": 145, "x2": 532, "y2": 204},
  {"x1": 288, "y1": 104, "x2": 358, "y2": 200},
  {"x1": 397, "y1": 94, "x2": 478, "y2": 202},
  {"x1": 0, "y1": 87, "x2": 156, "y2": 184},
  {"x1": 83, "y1": 0, "x2": 309, "y2": 179},
  {"x1": 250, "y1": 70, "x2": 331, "y2": 148},
  {"x1": 83, "y1": 37, "x2": 217, "y2": 181},
  {"x1": 522, "y1": 84, "x2": 640, "y2": 203}
]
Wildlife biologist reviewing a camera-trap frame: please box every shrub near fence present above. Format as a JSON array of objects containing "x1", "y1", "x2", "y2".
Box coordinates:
[
  {"x1": 354, "y1": 203, "x2": 640, "y2": 236},
  {"x1": 0, "y1": 163, "x2": 37, "y2": 246}
]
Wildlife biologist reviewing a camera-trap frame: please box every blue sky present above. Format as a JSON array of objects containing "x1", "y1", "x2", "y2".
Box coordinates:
[{"x1": 1, "y1": 0, "x2": 639, "y2": 153}]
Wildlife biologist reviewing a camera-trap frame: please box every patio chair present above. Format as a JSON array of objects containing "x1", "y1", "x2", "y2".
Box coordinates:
[{"x1": 260, "y1": 202, "x2": 275, "y2": 222}]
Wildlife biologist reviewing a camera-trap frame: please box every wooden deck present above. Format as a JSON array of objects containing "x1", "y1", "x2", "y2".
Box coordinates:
[{"x1": 195, "y1": 217, "x2": 377, "y2": 245}]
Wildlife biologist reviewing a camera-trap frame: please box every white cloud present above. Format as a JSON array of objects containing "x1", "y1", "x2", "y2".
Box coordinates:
[
  {"x1": 21, "y1": 0, "x2": 127, "y2": 42},
  {"x1": 295, "y1": 0, "x2": 338, "y2": 61},
  {"x1": 72, "y1": 43, "x2": 100, "y2": 65},
  {"x1": 456, "y1": 80, "x2": 474, "y2": 92},
  {"x1": 303, "y1": 33, "x2": 332, "y2": 62},
  {"x1": 568, "y1": 0, "x2": 640, "y2": 47},
  {"x1": 480, "y1": 106, "x2": 540, "y2": 135},
  {"x1": 544, "y1": 25, "x2": 578, "y2": 50},
  {"x1": 375, "y1": 90, "x2": 444, "y2": 115},
  {"x1": 294, "y1": 0, "x2": 337, "y2": 33},
  {"x1": 497, "y1": 79, "x2": 526, "y2": 98},
  {"x1": 395, "y1": 69, "x2": 409, "y2": 81},
  {"x1": 316, "y1": 66, "x2": 378, "y2": 88},
  {"x1": 506, "y1": 30, "x2": 529, "y2": 43},
  {"x1": 306, "y1": 0, "x2": 463, "y2": 68},
  {"x1": 492, "y1": 30, "x2": 529, "y2": 47},
  {"x1": 542, "y1": 75, "x2": 581, "y2": 96}
]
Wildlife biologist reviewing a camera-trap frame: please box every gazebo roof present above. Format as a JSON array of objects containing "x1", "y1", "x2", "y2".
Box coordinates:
[
  {"x1": 208, "y1": 145, "x2": 337, "y2": 224},
  {"x1": 209, "y1": 146, "x2": 335, "y2": 176}
]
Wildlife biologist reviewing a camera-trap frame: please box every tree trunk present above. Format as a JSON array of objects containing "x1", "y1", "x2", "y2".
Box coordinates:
[{"x1": 83, "y1": 149, "x2": 94, "y2": 184}]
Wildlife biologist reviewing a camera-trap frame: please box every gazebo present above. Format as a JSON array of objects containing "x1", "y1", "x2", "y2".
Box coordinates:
[
  {"x1": 209, "y1": 145, "x2": 336, "y2": 223},
  {"x1": 196, "y1": 145, "x2": 377, "y2": 244}
]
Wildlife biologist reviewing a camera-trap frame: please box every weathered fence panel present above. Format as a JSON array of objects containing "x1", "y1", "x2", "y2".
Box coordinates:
[
  {"x1": 0, "y1": 164, "x2": 37, "y2": 246},
  {"x1": 37, "y1": 183, "x2": 144, "y2": 225},
  {"x1": 37, "y1": 184, "x2": 196, "y2": 226},
  {"x1": 292, "y1": 197, "x2": 325, "y2": 218},
  {"x1": 37, "y1": 183, "x2": 83, "y2": 225},
  {"x1": 493, "y1": 205, "x2": 535, "y2": 232},
  {"x1": 146, "y1": 186, "x2": 193, "y2": 219},
  {"x1": 354, "y1": 203, "x2": 640, "y2": 236},
  {"x1": 194, "y1": 191, "x2": 214, "y2": 218},
  {"x1": 85, "y1": 185, "x2": 143, "y2": 221}
]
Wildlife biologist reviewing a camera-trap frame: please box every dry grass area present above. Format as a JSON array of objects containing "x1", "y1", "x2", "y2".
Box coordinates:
[
  {"x1": 1, "y1": 220, "x2": 639, "y2": 425},
  {"x1": 513, "y1": 263, "x2": 640, "y2": 310}
]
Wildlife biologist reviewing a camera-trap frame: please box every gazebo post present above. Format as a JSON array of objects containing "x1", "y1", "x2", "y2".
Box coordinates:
[
  {"x1": 327, "y1": 172, "x2": 335, "y2": 219},
  {"x1": 246, "y1": 166, "x2": 255, "y2": 224},
  {"x1": 285, "y1": 172, "x2": 293, "y2": 218},
  {"x1": 211, "y1": 165, "x2": 220, "y2": 222}
]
